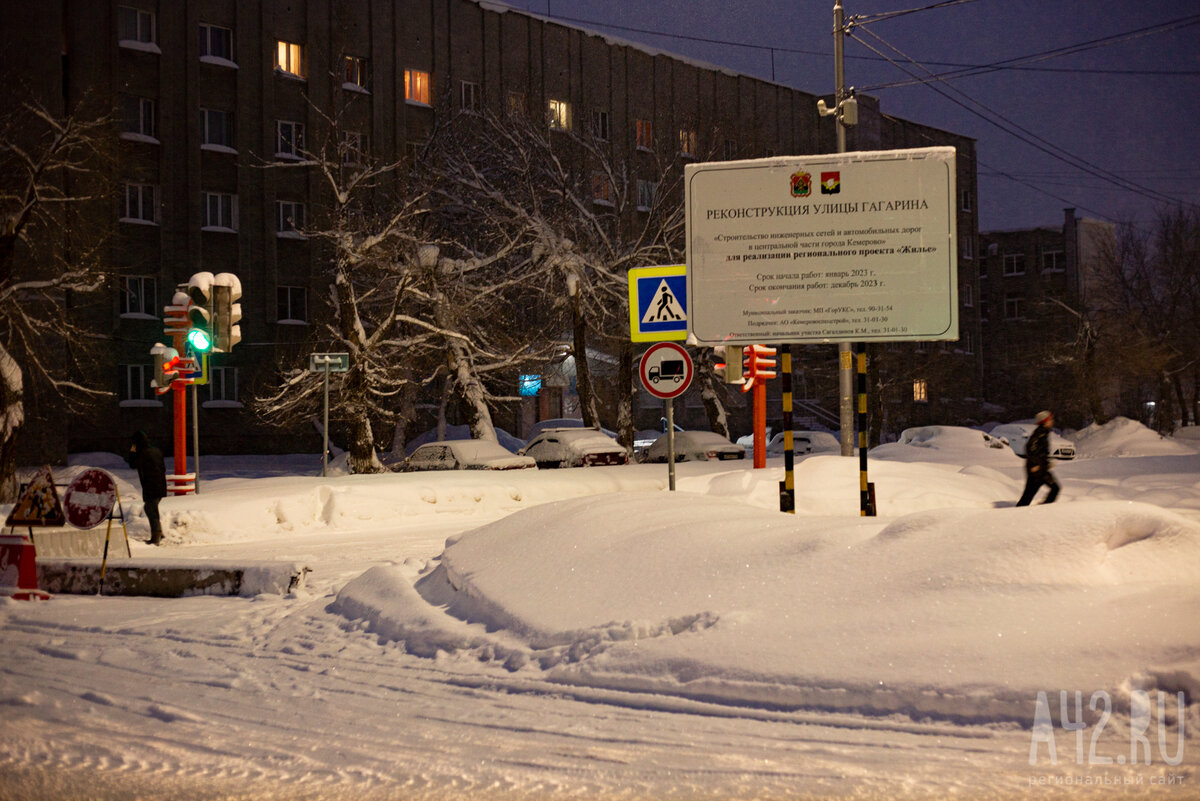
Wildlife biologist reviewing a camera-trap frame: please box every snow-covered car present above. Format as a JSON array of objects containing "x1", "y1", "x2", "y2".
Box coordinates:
[
  {"x1": 765, "y1": 430, "x2": 840, "y2": 457},
  {"x1": 404, "y1": 439, "x2": 537, "y2": 471},
  {"x1": 989, "y1": 423, "x2": 1076, "y2": 460},
  {"x1": 897, "y1": 425, "x2": 1007, "y2": 450},
  {"x1": 643, "y1": 431, "x2": 745, "y2": 463},
  {"x1": 519, "y1": 428, "x2": 628, "y2": 468}
]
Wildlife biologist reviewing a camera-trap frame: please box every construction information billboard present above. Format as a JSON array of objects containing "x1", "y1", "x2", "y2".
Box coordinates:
[{"x1": 685, "y1": 146, "x2": 957, "y2": 345}]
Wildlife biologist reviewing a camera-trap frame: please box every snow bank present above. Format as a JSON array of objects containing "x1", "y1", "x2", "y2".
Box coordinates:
[
  {"x1": 334, "y1": 492, "x2": 1200, "y2": 725},
  {"x1": 1073, "y1": 416, "x2": 1196, "y2": 458}
]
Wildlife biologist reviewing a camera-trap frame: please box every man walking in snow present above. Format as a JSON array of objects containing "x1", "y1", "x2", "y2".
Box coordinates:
[
  {"x1": 1016, "y1": 410, "x2": 1060, "y2": 506},
  {"x1": 126, "y1": 430, "x2": 168, "y2": 544}
]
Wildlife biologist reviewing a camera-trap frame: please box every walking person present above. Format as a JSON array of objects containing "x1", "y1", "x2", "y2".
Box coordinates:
[
  {"x1": 1016, "y1": 410, "x2": 1060, "y2": 506},
  {"x1": 126, "y1": 430, "x2": 168, "y2": 544}
]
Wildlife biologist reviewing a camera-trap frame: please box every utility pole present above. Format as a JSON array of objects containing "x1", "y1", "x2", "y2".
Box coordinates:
[{"x1": 821, "y1": 0, "x2": 858, "y2": 457}]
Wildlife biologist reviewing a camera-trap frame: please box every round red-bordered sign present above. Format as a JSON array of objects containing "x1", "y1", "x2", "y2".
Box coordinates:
[
  {"x1": 639, "y1": 342, "x2": 694, "y2": 400},
  {"x1": 64, "y1": 469, "x2": 118, "y2": 530}
]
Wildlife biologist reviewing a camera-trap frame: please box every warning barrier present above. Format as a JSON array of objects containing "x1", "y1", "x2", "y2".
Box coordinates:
[{"x1": 0, "y1": 531, "x2": 50, "y2": 601}]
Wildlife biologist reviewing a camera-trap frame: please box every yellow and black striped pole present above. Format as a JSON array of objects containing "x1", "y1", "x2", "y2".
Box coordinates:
[
  {"x1": 780, "y1": 345, "x2": 795, "y2": 513},
  {"x1": 856, "y1": 343, "x2": 875, "y2": 516}
]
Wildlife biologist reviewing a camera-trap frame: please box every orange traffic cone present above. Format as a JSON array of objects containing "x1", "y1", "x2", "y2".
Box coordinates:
[{"x1": 0, "y1": 531, "x2": 50, "y2": 601}]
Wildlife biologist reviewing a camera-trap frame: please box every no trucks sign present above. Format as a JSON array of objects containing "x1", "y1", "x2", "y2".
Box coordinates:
[{"x1": 684, "y1": 146, "x2": 958, "y2": 345}]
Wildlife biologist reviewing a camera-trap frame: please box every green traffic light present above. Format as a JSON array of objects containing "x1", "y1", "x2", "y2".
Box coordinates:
[{"x1": 187, "y1": 327, "x2": 213, "y2": 352}]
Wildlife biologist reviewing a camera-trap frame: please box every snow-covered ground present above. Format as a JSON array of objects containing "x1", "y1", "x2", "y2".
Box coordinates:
[{"x1": 1, "y1": 417, "x2": 1197, "y2": 800}]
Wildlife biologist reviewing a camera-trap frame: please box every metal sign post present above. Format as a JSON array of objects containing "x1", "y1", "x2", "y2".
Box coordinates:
[
  {"x1": 309, "y1": 353, "x2": 350, "y2": 476},
  {"x1": 639, "y1": 342, "x2": 694, "y2": 491}
]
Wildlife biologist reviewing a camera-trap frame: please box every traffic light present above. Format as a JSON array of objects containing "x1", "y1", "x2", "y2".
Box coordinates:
[
  {"x1": 713, "y1": 345, "x2": 744, "y2": 383},
  {"x1": 151, "y1": 343, "x2": 180, "y2": 393},
  {"x1": 741, "y1": 344, "x2": 777, "y2": 392},
  {"x1": 188, "y1": 277, "x2": 214, "y2": 352},
  {"x1": 212, "y1": 273, "x2": 242, "y2": 352}
]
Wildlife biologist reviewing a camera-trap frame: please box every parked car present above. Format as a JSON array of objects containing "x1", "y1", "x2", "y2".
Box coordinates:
[
  {"x1": 989, "y1": 423, "x2": 1077, "y2": 460},
  {"x1": 403, "y1": 439, "x2": 537, "y2": 471},
  {"x1": 765, "y1": 430, "x2": 840, "y2": 457},
  {"x1": 520, "y1": 428, "x2": 628, "y2": 468},
  {"x1": 896, "y1": 425, "x2": 1007, "y2": 450},
  {"x1": 644, "y1": 431, "x2": 745, "y2": 463}
]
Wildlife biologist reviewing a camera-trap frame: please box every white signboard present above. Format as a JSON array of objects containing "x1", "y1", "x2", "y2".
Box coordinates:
[{"x1": 685, "y1": 147, "x2": 957, "y2": 345}]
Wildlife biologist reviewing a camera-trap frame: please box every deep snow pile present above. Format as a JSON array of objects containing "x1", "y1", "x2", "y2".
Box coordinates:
[{"x1": 1072, "y1": 416, "x2": 1197, "y2": 458}]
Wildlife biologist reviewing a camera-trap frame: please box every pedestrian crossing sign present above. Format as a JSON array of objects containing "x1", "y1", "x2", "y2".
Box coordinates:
[{"x1": 628, "y1": 265, "x2": 687, "y2": 342}]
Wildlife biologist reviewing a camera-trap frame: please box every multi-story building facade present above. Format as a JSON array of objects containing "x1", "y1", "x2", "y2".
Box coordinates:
[{"x1": 6, "y1": 0, "x2": 981, "y2": 457}]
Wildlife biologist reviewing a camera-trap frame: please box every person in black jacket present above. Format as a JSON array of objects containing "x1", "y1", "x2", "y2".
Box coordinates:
[
  {"x1": 126, "y1": 430, "x2": 168, "y2": 544},
  {"x1": 1016, "y1": 410, "x2": 1060, "y2": 506}
]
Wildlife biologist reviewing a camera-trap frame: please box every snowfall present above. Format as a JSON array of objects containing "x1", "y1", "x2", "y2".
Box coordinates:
[{"x1": 1, "y1": 416, "x2": 1197, "y2": 800}]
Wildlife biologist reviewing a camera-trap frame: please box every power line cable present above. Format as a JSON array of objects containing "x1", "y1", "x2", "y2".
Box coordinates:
[
  {"x1": 854, "y1": 0, "x2": 980, "y2": 25},
  {"x1": 851, "y1": 26, "x2": 1196, "y2": 212}
]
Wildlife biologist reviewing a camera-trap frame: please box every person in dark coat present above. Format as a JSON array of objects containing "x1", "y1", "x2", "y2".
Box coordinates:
[
  {"x1": 1016, "y1": 410, "x2": 1060, "y2": 506},
  {"x1": 126, "y1": 430, "x2": 168, "y2": 544}
]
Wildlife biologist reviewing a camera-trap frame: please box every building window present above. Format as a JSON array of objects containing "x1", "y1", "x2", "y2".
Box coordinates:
[
  {"x1": 405, "y1": 69, "x2": 431, "y2": 105},
  {"x1": 120, "y1": 364, "x2": 154, "y2": 403},
  {"x1": 275, "y1": 201, "x2": 305, "y2": 236},
  {"x1": 120, "y1": 95, "x2": 157, "y2": 141},
  {"x1": 275, "y1": 41, "x2": 305, "y2": 79},
  {"x1": 979, "y1": 299, "x2": 989, "y2": 321},
  {"x1": 591, "y1": 173, "x2": 614, "y2": 206},
  {"x1": 637, "y1": 179, "x2": 657, "y2": 211},
  {"x1": 1004, "y1": 292, "x2": 1024, "y2": 319},
  {"x1": 1003, "y1": 253, "x2": 1025, "y2": 276},
  {"x1": 203, "y1": 192, "x2": 238, "y2": 231},
  {"x1": 960, "y1": 188, "x2": 972, "y2": 212},
  {"x1": 979, "y1": 260, "x2": 988, "y2": 279},
  {"x1": 548, "y1": 99, "x2": 571, "y2": 131},
  {"x1": 679, "y1": 128, "x2": 697, "y2": 158},
  {"x1": 201, "y1": 108, "x2": 233, "y2": 150},
  {"x1": 723, "y1": 139, "x2": 738, "y2": 160},
  {"x1": 277, "y1": 285, "x2": 308, "y2": 322},
  {"x1": 342, "y1": 131, "x2": 366, "y2": 166},
  {"x1": 199, "y1": 24, "x2": 234, "y2": 63},
  {"x1": 507, "y1": 92, "x2": 528, "y2": 116},
  {"x1": 961, "y1": 235, "x2": 974, "y2": 260},
  {"x1": 460, "y1": 80, "x2": 480, "y2": 112},
  {"x1": 635, "y1": 119, "x2": 653, "y2": 150},
  {"x1": 206, "y1": 366, "x2": 239, "y2": 404},
  {"x1": 1042, "y1": 249, "x2": 1065, "y2": 273},
  {"x1": 343, "y1": 56, "x2": 368, "y2": 90},
  {"x1": 122, "y1": 183, "x2": 157, "y2": 224},
  {"x1": 405, "y1": 141, "x2": 423, "y2": 165},
  {"x1": 962, "y1": 282, "x2": 973, "y2": 307},
  {"x1": 120, "y1": 276, "x2": 157, "y2": 317},
  {"x1": 118, "y1": 7, "x2": 155, "y2": 46},
  {"x1": 913, "y1": 378, "x2": 928, "y2": 404},
  {"x1": 591, "y1": 109, "x2": 610, "y2": 141},
  {"x1": 275, "y1": 120, "x2": 304, "y2": 158},
  {"x1": 962, "y1": 330, "x2": 974, "y2": 355}
]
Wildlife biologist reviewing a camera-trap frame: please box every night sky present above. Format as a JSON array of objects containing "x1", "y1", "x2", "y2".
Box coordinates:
[{"x1": 496, "y1": 0, "x2": 1200, "y2": 232}]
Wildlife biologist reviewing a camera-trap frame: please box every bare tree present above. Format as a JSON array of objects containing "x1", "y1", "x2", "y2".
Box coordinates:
[{"x1": 0, "y1": 96, "x2": 112, "y2": 498}]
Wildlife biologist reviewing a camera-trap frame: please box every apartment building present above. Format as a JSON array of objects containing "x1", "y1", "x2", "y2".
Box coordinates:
[{"x1": 4, "y1": 0, "x2": 981, "y2": 456}]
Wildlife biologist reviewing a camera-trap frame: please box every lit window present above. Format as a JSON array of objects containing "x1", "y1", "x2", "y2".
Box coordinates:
[
  {"x1": 1003, "y1": 253, "x2": 1025, "y2": 276},
  {"x1": 275, "y1": 41, "x2": 305, "y2": 79},
  {"x1": 344, "y1": 56, "x2": 368, "y2": 90},
  {"x1": 201, "y1": 108, "x2": 233, "y2": 149},
  {"x1": 1042, "y1": 250, "x2": 1065, "y2": 273},
  {"x1": 636, "y1": 179, "x2": 657, "y2": 211},
  {"x1": 591, "y1": 173, "x2": 614, "y2": 206},
  {"x1": 635, "y1": 119, "x2": 652, "y2": 150},
  {"x1": 276, "y1": 120, "x2": 304, "y2": 158},
  {"x1": 913, "y1": 379, "x2": 928, "y2": 404},
  {"x1": 120, "y1": 276, "x2": 157, "y2": 317},
  {"x1": 277, "y1": 285, "x2": 308, "y2": 322},
  {"x1": 591, "y1": 109, "x2": 610, "y2": 141},
  {"x1": 122, "y1": 183, "x2": 158, "y2": 223},
  {"x1": 120, "y1": 95, "x2": 156, "y2": 140},
  {"x1": 118, "y1": 7, "x2": 155, "y2": 45},
  {"x1": 679, "y1": 128, "x2": 697, "y2": 157},
  {"x1": 203, "y1": 192, "x2": 238, "y2": 231},
  {"x1": 548, "y1": 99, "x2": 571, "y2": 130},
  {"x1": 200, "y1": 24, "x2": 234, "y2": 63},
  {"x1": 207, "y1": 366, "x2": 239, "y2": 403},
  {"x1": 405, "y1": 70, "x2": 431, "y2": 105},
  {"x1": 460, "y1": 80, "x2": 480, "y2": 112},
  {"x1": 275, "y1": 201, "x2": 306, "y2": 236}
]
